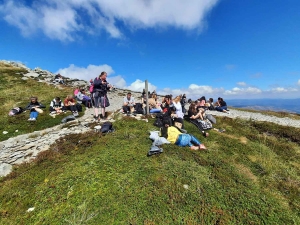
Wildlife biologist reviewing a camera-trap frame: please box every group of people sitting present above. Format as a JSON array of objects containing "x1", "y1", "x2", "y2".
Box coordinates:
[
  {"x1": 195, "y1": 96, "x2": 229, "y2": 113},
  {"x1": 25, "y1": 95, "x2": 84, "y2": 121},
  {"x1": 122, "y1": 90, "x2": 231, "y2": 151}
]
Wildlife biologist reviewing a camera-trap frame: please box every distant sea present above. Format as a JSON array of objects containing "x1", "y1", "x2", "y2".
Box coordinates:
[{"x1": 227, "y1": 98, "x2": 300, "y2": 114}]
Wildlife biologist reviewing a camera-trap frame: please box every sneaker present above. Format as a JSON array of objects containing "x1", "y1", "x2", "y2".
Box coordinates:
[
  {"x1": 31, "y1": 118, "x2": 36, "y2": 121},
  {"x1": 28, "y1": 118, "x2": 32, "y2": 121},
  {"x1": 73, "y1": 112, "x2": 79, "y2": 117}
]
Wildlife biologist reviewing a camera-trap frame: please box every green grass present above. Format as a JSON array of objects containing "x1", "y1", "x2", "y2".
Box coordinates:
[
  {"x1": 0, "y1": 63, "x2": 82, "y2": 141},
  {"x1": 0, "y1": 63, "x2": 300, "y2": 224}
]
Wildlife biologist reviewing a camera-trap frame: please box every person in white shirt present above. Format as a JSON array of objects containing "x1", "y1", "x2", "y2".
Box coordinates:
[
  {"x1": 171, "y1": 96, "x2": 185, "y2": 128},
  {"x1": 123, "y1": 92, "x2": 135, "y2": 114}
]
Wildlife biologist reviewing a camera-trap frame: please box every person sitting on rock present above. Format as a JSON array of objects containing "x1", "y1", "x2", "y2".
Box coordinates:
[
  {"x1": 54, "y1": 74, "x2": 65, "y2": 84},
  {"x1": 49, "y1": 97, "x2": 65, "y2": 115},
  {"x1": 160, "y1": 117, "x2": 207, "y2": 150},
  {"x1": 25, "y1": 96, "x2": 46, "y2": 121},
  {"x1": 123, "y1": 92, "x2": 135, "y2": 114},
  {"x1": 206, "y1": 98, "x2": 215, "y2": 110},
  {"x1": 75, "y1": 88, "x2": 91, "y2": 106},
  {"x1": 64, "y1": 95, "x2": 79, "y2": 117},
  {"x1": 215, "y1": 97, "x2": 230, "y2": 113},
  {"x1": 80, "y1": 89, "x2": 92, "y2": 108},
  {"x1": 148, "y1": 94, "x2": 161, "y2": 111}
]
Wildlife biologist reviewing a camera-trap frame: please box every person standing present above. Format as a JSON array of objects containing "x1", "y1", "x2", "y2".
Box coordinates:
[{"x1": 93, "y1": 71, "x2": 112, "y2": 120}]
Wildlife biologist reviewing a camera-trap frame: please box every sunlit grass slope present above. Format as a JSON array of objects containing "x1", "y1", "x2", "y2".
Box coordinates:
[
  {"x1": 0, "y1": 115, "x2": 299, "y2": 224},
  {"x1": 0, "y1": 62, "x2": 299, "y2": 224}
]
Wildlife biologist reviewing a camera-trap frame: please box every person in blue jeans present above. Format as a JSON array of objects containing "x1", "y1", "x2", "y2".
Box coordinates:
[
  {"x1": 160, "y1": 118, "x2": 207, "y2": 150},
  {"x1": 215, "y1": 97, "x2": 230, "y2": 113},
  {"x1": 25, "y1": 96, "x2": 45, "y2": 121}
]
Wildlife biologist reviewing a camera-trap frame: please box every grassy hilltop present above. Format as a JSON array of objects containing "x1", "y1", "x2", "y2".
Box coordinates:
[{"x1": 0, "y1": 63, "x2": 300, "y2": 224}]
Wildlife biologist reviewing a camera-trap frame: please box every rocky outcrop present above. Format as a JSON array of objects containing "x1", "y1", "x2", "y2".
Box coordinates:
[{"x1": 1, "y1": 60, "x2": 89, "y2": 88}]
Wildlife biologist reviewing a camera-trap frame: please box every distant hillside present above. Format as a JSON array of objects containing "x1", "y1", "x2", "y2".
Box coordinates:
[{"x1": 227, "y1": 98, "x2": 300, "y2": 114}]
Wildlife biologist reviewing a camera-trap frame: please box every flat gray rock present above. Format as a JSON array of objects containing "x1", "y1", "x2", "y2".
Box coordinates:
[{"x1": 0, "y1": 163, "x2": 12, "y2": 177}]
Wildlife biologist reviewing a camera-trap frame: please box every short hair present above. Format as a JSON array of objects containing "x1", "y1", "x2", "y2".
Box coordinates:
[
  {"x1": 30, "y1": 96, "x2": 38, "y2": 101},
  {"x1": 127, "y1": 92, "x2": 131, "y2": 95},
  {"x1": 55, "y1": 97, "x2": 60, "y2": 101}
]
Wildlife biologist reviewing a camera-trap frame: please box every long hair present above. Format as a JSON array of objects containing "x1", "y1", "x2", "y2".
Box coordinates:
[
  {"x1": 189, "y1": 102, "x2": 197, "y2": 114},
  {"x1": 173, "y1": 96, "x2": 181, "y2": 103}
]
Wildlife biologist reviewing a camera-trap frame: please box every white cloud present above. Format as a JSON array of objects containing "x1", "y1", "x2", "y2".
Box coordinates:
[
  {"x1": 108, "y1": 75, "x2": 126, "y2": 88},
  {"x1": 0, "y1": 0, "x2": 219, "y2": 41},
  {"x1": 298, "y1": 79, "x2": 300, "y2": 85},
  {"x1": 224, "y1": 87, "x2": 262, "y2": 96},
  {"x1": 56, "y1": 63, "x2": 156, "y2": 91},
  {"x1": 237, "y1": 82, "x2": 247, "y2": 86},
  {"x1": 125, "y1": 79, "x2": 157, "y2": 92},
  {"x1": 56, "y1": 64, "x2": 114, "y2": 81},
  {"x1": 271, "y1": 87, "x2": 287, "y2": 93},
  {"x1": 270, "y1": 87, "x2": 298, "y2": 93}
]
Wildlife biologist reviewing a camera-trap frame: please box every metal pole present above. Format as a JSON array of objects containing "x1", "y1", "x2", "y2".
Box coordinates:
[{"x1": 145, "y1": 80, "x2": 149, "y2": 115}]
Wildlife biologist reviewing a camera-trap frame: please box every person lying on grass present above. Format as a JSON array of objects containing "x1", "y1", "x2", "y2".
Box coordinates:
[{"x1": 159, "y1": 118, "x2": 207, "y2": 150}]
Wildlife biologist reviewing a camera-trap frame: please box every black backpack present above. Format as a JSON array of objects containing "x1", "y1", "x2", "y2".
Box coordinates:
[
  {"x1": 134, "y1": 103, "x2": 144, "y2": 114},
  {"x1": 76, "y1": 103, "x2": 82, "y2": 112},
  {"x1": 100, "y1": 122, "x2": 114, "y2": 133}
]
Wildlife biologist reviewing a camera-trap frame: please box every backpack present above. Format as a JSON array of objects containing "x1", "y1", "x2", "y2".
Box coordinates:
[
  {"x1": 197, "y1": 119, "x2": 213, "y2": 130},
  {"x1": 76, "y1": 103, "x2": 82, "y2": 112},
  {"x1": 134, "y1": 103, "x2": 144, "y2": 114},
  {"x1": 153, "y1": 113, "x2": 172, "y2": 128},
  {"x1": 100, "y1": 122, "x2": 114, "y2": 133},
  {"x1": 89, "y1": 84, "x2": 94, "y2": 93},
  {"x1": 8, "y1": 107, "x2": 23, "y2": 116},
  {"x1": 147, "y1": 145, "x2": 163, "y2": 157},
  {"x1": 206, "y1": 114, "x2": 216, "y2": 124},
  {"x1": 61, "y1": 115, "x2": 76, "y2": 123}
]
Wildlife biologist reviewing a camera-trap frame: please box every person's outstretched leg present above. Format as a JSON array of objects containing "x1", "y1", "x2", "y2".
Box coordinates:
[{"x1": 190, "y1": 134, "x2": 207, "y2": 150}]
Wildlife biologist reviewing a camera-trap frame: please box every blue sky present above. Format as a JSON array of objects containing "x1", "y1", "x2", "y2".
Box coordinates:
[{"x1": 0, "y1": 0, "x2": 299, "y2": 99}]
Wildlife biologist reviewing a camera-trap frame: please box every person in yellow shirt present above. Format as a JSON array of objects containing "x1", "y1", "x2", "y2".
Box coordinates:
[{"x1": 160, "y1": 118, "x2": 207, "y2": 150}]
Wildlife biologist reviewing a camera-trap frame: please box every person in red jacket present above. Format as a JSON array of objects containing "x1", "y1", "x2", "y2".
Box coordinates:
[{"x1": 64, "y1": 95, "x2": 79, "y2": 117}]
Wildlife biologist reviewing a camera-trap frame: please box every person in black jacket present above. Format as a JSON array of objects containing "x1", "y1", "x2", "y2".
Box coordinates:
[
  {"x1": 25, "y1": 96, "x2": 46, "y2": 121},
  {"x1": 215, "y1": 97, "x2": 229, "y2": 113},
  {"x1": 92, "y1": 71, "x2": 113, "y2": 120},
  {"x1": 187, "y1": 102, "x2": 209, "y2": 137}
]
